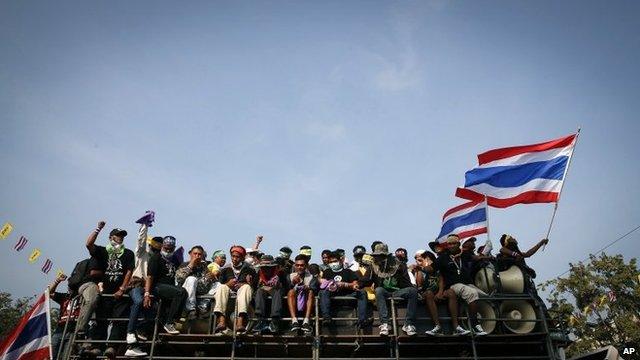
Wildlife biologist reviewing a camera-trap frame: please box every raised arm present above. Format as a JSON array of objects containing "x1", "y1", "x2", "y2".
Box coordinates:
[
  {"x1": 136, "y1": 224, "x2": 148, "y2": 258},
  {"x1": 49, "y1": 273, "x2": 67, "y2": 295},
  {"x1": 523, "y1": 239, "x2": 549, "y2": 258},
  {"x1": 86, "y1": 221, "x2": 106, "y2": 253},
  {"x1": 252, "y1": 235, "x2": 264, "y2": 250}
]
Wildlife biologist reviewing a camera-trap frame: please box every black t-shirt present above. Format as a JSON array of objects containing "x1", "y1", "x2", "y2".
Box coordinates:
[
  {"x1": 147, "y1": 252, "x2": 178, "y2": 286},
  {"x1": 322, "y1": 267, "x2": 359, "y2": 294},
  {"x1": 435, "y1": 252, "x2": 472, "y2": 289},
  {"x1": 90, "y1": 245, "x2": 135, "y2": 294}
]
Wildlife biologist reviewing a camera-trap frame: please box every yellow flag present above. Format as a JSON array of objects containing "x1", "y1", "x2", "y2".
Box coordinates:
[
  {"x1": 29, "y1": 248, "x2": 42, "y2": 263},
  {"x1": 582, "y1": 305, "x2": 592, "y2": 316},
  {"x1": 0, "y1": 222, "x2": 13, "y2": 239},
  {"x1": 56, "y1": 268, "x2": 65, "y2": 278}
]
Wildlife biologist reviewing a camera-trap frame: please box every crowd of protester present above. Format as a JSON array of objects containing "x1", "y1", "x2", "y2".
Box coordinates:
[{"x1": 48, "y1": 211, "x2": 549, "y2": 358}]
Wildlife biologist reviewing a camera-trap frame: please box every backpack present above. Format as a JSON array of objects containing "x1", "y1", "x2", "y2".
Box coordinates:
[{"x1": 67, "y1": 258, "x2": 91, "y2": 292}]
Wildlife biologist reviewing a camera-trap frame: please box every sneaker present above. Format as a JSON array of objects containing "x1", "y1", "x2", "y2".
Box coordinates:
[
  {"x1": 267, "y1": 320, "x2": 279, "y2": 334},
  {"x1": 163, "y1": 323, "x2": 180, "y2": 335},
  {"x1": 126, "y1": 332, "x2": 138, "y2": 345},
  {"x1": 425, "y1": 325, "x2": 443, "y2": 336},
  {"x1": 473, "y1": 324, "x2": 487, "y2": 336},
  {"x1": 402, "y1": 324, "x2": 417, "y2": 336},
  {"x1": 252, "y1": 320, "x2": 267, "y2": 334},
  {"x1": 453, "y1": 325, "x2": 471, "y2": 336},
  {"x1": 135, "y1": 330, "x2": 148, "y2": 341},
  {"x1": 379, "y1": 323, "x2": 390, "y2": 336},
  {"x1": 290, "y1": 321, "x2": 301, "y2": 334},
  {"x1": 301, "y1": 322, "x2": 313, "y2": 335},
  {"x1": 103, "y1": 347, "x2": 116, "y2": 359},
  {"x1": 125, "y1": 347, "x2": 148, "y2": 357}
]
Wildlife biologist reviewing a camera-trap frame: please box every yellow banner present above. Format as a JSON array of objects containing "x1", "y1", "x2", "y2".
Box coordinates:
[
  {"x1": 0, "y1": 222, "x2": 13, "y2": 239},
  {"x1": 56, "y1": 268, "x2": 65, "y2": 278},
  {"x1": 29, "y1": 248, "x2": 42, "y2": 263}
]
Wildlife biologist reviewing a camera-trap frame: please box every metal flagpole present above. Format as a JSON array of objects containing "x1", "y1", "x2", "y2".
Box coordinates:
[
  {"x1": 543, "y1": 127, "x2": 581, "y2": 250},
  {"x1": 45, "y1": 287, "x2": 54, "y2": 360},
  {"x1": 484, "y1": 195, "x2": 491, "y2": 243}
]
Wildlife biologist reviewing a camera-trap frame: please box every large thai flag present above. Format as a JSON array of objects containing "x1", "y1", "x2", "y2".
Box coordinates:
[
  {"x1": 455, "y1": 133, "x2": 577, "y2": 208},
  {"x1": 0, "y1": 293, "x2": 51, "y2": 360},
  {"x1": 436, "y1": 199, "x2": 487, "y2": 243}
]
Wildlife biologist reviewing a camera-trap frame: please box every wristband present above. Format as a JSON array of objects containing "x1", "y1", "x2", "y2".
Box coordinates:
[{"x1": 94, "y1": 228, "x2": 101, "y2": 233}]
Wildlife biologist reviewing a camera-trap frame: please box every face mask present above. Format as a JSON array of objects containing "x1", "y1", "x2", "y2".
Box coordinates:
[
  {"x1": 161, "y1": 250, "x2": 174, "y2": 258},
  {"x1": 329, "y1": 262, "x2": 342, "y2": 272},
  {"x1": 110, "y1": 239, "x2": 123, "y2": 250}
]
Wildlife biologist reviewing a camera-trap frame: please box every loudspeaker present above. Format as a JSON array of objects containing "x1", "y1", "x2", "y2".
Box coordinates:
[
  {"x1": 499, "y1": 300, "x2": 537, "y2": 334},
  {"x1": 474, "y1": 266, "x2": 497, "y2": 293},
  {"x1": 475, "y1": 301, "x2": 497, "y2": 334},
  {"x1": 499, "y1": 265, "x2": 525, "y2": 294}
]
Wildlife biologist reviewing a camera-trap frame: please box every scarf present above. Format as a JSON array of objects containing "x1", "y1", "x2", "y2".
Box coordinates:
[
  {"x1": 259, "y1": 268, "x2": 279, "y2": 287},
  {"x1": 106, "y1": 243, "x2": 125, "y2": 259}
]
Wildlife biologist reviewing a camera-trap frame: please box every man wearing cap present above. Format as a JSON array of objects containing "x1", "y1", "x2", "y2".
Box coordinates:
[
  {"x1": 287, "y1": 254, "x2": 319, "y2": 335},
  {"x1": 434, "y1": 234, "x2": 488, "y2": 336},
  {"x1": 176, "y1": 245, "x2": 216, "y2": 319},
  {"x1": 214, "y1": 245, "x2": 256, "y2": 334},
  {"x1": 367, "y1": 243, "x2": 418, "y2": 336},
  {"x1": 318, "y1": 251, "x2": 368, "y2": 327},
  {"x1": 252, "y1": 255, "x2": 288, "y2": 334},
  {"x1": 143, "y1": 236, "x2": 188, "y2": 335},
  {"x1": 125, "y1": 211, "x2": 160, "y2": 356},
  {"x1": 86, "y1": 221, "x2": 135, "y2": 357}
]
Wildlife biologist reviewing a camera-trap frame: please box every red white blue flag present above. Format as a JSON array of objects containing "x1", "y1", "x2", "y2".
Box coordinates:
[
  {"x1": 0, "y1": 293, "x2": 51, "y2": 360},
  {"x1": 456, "y1": 133, "x2": 577, "y2": 208},
  {"x1": 436, "y1": 199, "x2": 487, "y2": 243}
]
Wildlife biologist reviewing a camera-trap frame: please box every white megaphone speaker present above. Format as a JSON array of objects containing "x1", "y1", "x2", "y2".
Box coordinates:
[
  {"x1": 499, "y1": 300, "x2": 537, "y2": 334},
  {"x1": 498, "y1": 265, "x2": 525, "y2": 294},
  {"x1": 474, "y1": 266, "x2": 497, "y2": 293},
  {"x1": 475, "y1": 301, "x2": 497, "y2": 334}
]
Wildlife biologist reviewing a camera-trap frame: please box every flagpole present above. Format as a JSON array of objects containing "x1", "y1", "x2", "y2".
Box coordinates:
[
  {"x1": 543, "y1": 127, "x2": 581, "y2": 250},
  {"x1": 484, "y1": 194, "x2": 491, "y2": 242},
  {"x1": 45, "y1": 287, "x2": 53, "y2": 360}
]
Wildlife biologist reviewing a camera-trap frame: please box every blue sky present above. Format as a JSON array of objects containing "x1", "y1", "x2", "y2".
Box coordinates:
[{"x1": 1, "y1": 1, "x2": 639, "y2": 299}]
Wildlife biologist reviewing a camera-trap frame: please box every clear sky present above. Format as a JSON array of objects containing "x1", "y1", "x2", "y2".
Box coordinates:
[{"x1": 1, "y1": 1, "x2": 639, "y2": 299}]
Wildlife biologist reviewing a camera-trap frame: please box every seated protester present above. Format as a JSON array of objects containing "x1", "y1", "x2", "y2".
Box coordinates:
[
  {"x1": 66, "y1": 252, "x2": 103, "y2": 342},
  {"x1": 143, "y1": 236, "x2": 188, "y2": 335},
  {"x1": 497, "y1": 234, "x2": 549, "y2": 278},
  {"x1": 206, "y1": 250, "x2": 226, "y2": 297},
  {"x1": 253, "y1": 255, "x2": 288, "y2": 334},
  {"x1": 277, "y1": 246, "x2": 294, "y2": 274},
  {"x1": 125, "y1": 212, "x2": 160, "y2": 357},
  {"x1": 86, "y1": 222, "x2": 135, "y2": 357},
  {"x1": 318, "y1": 251, "x2": 368, "y2": 327},
  {"x1": 176, "y1": 246, "x2": 216, "y2": 319},
  {"x1": 320, "y1": 249, "x2": 332, "y2": 272},
  {"x1": 287, "y1": 255, "x2": 319, "y2": 335},
  {"x1": 349, "y1": 246, "x2": 375, "y2": 302},
  {"x1": 49, "y1": 273, "x2": 83, "y2": 359},
  {"x1": 368, "y1": 243, "x2": 418, "y2": 336},
  {"x1": 435, "y1": 235, "x2": 487, "y2": 336},
  {"x1": 460, "y1": 238, "x2": 495, "y2": 279},
  {"x1": 395, "y1": 247, "x2": 416, "y2": 286},
  {"x1": 416, "y1": 250, "x2": 462, "y2": 336},
  {"x1": 335, "y1": 248, "x2": 347, "y2": 267},
  {"x1": 214, "y1": 245, "x2": 256, "y2": 335}
]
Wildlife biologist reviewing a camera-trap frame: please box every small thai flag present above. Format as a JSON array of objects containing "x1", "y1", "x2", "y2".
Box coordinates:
[
  {"x1": 456, "y1": 133, "x2": 577, "y2": 208},
  {"x1": 13, "y1": 236, "x2": 28, "y2": 252},
  {"x1": 41, "y1": 259, "x2": 53, "y2": 274},
  {"x1": 608, "y1": 291, "x2": 616, "y2": 303},
  {"x1": 436, "y1": 199, "x2": 487, "y2": 243}
]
